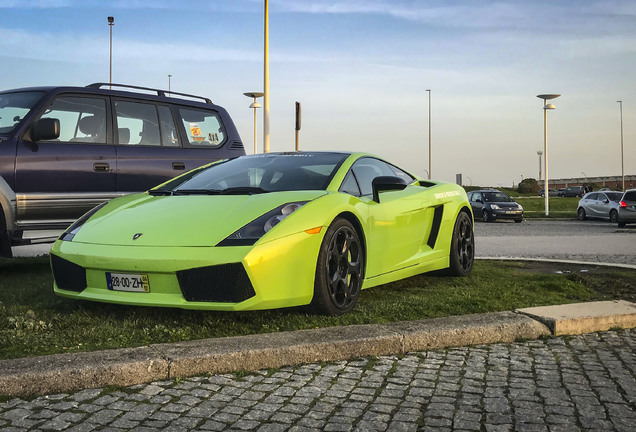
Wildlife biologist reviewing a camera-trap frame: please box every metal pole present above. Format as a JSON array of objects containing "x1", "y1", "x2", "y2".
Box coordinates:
[
  {"x1": 537, "y1": 151, "x2": 543, "y2": 181},
  {"x1": 426, "y1": 89, "x2": 431, "y2": 179},
  {"x1": 168, "y1": 74, "x2": 172, "y2": 95},
  {"x1": 253, "y1": 106, "x2": 258, "y2": 155},
  {"x1": 543, "y1": 101, "x2": 549, "y2": 216},
  {"x1": 108, "y1": 17, "x2": 114, "y2": 89},
  {"x1": 618, "y1": 100, "x2": 624, "y2": 190},
  {"x1": 263, "y1": 0, "x2": 270, "y2": 153}
]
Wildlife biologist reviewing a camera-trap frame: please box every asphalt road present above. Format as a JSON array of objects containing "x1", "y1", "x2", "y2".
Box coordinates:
[
  {"x1": 14, "y1": 220, "x2": 636, "y2": 266},
  {"x1": 475, "y1": 219, "x2": 636, "y2": 266}
]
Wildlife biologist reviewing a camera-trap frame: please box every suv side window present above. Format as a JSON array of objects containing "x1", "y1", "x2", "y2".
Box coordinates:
[
  {"x1": 115, "y1": 100, "x2": 178, "y2": 147},
  {"x1": 178, "y1": 107, "x2": 225, "y2": 147},
  {"x1": 39, "y1": 96, "x2": 107, "y2": 143}
]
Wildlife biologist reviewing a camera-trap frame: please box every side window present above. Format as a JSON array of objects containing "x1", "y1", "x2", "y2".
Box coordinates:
[
  {"x1": 473, "y1": 193, "x2": 482, "y2": 202},
  {"x1": 351, "y1": 158, "x2": 395, "y2": 197},
  {"x1": 115, "y1": 101, "x2": 161, "y2": 146},
  {"x1": 339, "y1": 171, "x2": 361, "y2": 196},
  {"x1": 38, "y1": 96, "x2": 107, "y2": 143},
  {"x1": 587, "y1": 193, "x2": 598, "y2": 201},
  {"x1": 387, "y1": 163, "x2": 414, "y2": 184},
  {"x1": 158, "y1": 106, "x2": 180, "y2": 147},
  {"x1": 178, "y1": 108, "x2": 225, "y2": 147}
]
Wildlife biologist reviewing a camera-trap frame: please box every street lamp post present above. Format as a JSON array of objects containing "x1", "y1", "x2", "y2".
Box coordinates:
[
  {"x1": 537, "y1": 150, "x2": 543, "y2": 181},
  {"x1": 108, "y1": 16, "x2": 114, "y2": 88},
  {"x1": 537, "y1": 94, "x2": 560, "y2": 216},
  {"x1": 617, "y1": 100, "x2": 624, "y2": 190},
  {"x1": 244, "y1": 92, "x2": 264, "y2": 155},
  {"x1": 426, "y1": 89, "x2": 431, "y2": 179},
  {"x1": 263, "y1": 0, "x2": 270, "y2": 153},
  {"x1": 168, "y1": 74, "x2": 172, "y2": 95}
]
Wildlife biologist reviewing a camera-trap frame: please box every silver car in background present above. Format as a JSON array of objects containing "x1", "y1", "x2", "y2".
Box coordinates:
[
  {"x1": 617, "y1": 189, "x2": 636, "y2": 228},
  {"x1": 577, "y1": 191, "x2": 623, "y2": 222}
]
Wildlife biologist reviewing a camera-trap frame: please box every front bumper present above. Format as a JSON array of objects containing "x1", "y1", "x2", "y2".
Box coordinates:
[
  {"x1": 491, "y1": 208, "x2": 523, "y2": 220},
  {"x1": 51, "y1": 229, "x2": 324, "y2": 311}
]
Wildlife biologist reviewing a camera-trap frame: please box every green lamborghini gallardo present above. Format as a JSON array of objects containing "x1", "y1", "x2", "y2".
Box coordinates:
[{"x1": 51, "y1": 152, "x2": 474, "y2": 315}]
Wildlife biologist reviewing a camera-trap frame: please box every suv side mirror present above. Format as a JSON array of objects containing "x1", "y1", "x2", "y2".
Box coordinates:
[
  {"x1": 372, "y1": 176, "x2": 407, "y2": 202},
  {"x1": 32, "y1": 118, "x2": 60, "y2": 141}
]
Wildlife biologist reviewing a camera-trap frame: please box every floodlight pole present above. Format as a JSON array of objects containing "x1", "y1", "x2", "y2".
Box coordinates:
[
  {"x1": 108, "y1": 16, "x2": 114, "y2": 89},
  {"x1": 263, "y1": 0, "x2": 270, "y2": 153},
  {"x1": 537, "y1": 94, "x2": 560, "y2": 216},
  {"x1": 618, "y1": 100, "x2": 624, "y2": 190},
  {"x1": 426, "y1": 89, "x2": 431, "y2": 179}
]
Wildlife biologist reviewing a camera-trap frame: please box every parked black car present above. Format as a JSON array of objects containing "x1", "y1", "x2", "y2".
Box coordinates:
[
  {"x1": 0, "y1": 83, "x2": 245, "y2": 256},
  {"x1": 560, "y1": 186, "x2": 586, "y2": 197},
  {"x1": 467, "y1": 189, "x2": 524, "y2": 223}
]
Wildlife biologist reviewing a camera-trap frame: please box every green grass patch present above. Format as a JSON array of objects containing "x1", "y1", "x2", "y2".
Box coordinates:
[
  {"x1": 513, "y1": 196, "x2": 579, "y2": 218},
  {"x1": 1, "y1": 256, "x2": 633, "y2": 360}
]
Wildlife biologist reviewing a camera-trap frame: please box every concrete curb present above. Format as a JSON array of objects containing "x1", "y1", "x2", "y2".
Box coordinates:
[
  {"x1": 0, "y1": 311, "x2": 549, "y2": 398},
  {"x1": 477, "y1": 256, "x2": 636, "y2": 270}
]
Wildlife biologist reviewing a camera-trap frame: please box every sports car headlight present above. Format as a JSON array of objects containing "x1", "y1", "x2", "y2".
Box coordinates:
[
  {"x1": 490, "y1": 204, "x2": 500, "y2": 210},
  {"x1": 60, "y1": 202, "x2": 108, "y2": 242},
  {"x1": 217, "y1": 201, "x2": 308, "y2": 246}
]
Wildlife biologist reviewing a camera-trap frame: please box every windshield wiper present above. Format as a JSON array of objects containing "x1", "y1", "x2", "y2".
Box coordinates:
[
  {"x1": 219, "y1": 187, "x2": 270, "y2": 195},
  {"x1": 148, "y1": 189, "x2": 173, "y2": 196},
  {"x1": 172, "y1": 189, "x2": 222, "y2": 196}
]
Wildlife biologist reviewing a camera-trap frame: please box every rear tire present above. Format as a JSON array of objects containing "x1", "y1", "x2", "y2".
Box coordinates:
[
  {"x1": 609, "y1": 210, "x2": 618, "y2": 223},
  {"x1": 311, "y1": 218, "x2": 364, "y2": 316},
  {"x1": 447, "y1": 212, "x2": 474, "y2": 276},
  {"x1": 577, "y1": 207, "x2": 587, "y2": 221}
]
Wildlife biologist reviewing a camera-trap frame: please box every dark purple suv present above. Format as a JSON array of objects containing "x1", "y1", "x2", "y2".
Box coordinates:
[{"x1": 0, "y1": 83, "x2": 245, "y2": 257}]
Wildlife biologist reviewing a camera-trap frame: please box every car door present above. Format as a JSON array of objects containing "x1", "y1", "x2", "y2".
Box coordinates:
[
  {"x1": 113, "y1": 100, "x2": 221, "y2": 192},
  {"x1": 591, "y1": 193, "x2": 609, "y2": 218},
  {"x1": 342, "y1": 158, "x2": 428, "y2": 278},
  {"x1": 469, "y1": 192, "x2": 484, "y2": 218},
  {"x1": 15, "y1": 94, "x2": 116, "y2": 226}
]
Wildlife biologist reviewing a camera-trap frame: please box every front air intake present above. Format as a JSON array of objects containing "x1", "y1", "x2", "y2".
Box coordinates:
[
  {"x1": 51, "y1": 254, "x2": 87, "y2": 292},
  {"x1": 176, "y1": 263, "x2": 255, "y2": 303}
]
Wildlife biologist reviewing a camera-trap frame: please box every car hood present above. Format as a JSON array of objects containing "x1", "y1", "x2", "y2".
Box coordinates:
[{"x1": 70, "y1": 191, "x2": 327, "y2": 247}]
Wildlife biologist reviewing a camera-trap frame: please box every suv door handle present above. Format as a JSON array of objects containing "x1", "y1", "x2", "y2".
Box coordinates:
[
  {"x1": 172, "y1": 162, "x2": 186, "y2": 170},
  {"x1": 93, "y1": 162, "x2": 110, "y2": 172}
]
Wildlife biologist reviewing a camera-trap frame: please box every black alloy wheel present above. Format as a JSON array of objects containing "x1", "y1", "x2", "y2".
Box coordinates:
[
  {"x1": 312, "y1": 218, "x2": 364, "y2": 316},
  {"x1": 482, "y1": 210, "x2": 491, "y2": 223},
  {"x1": 577, "y1": 207, "x2": 587, "y2": 221},
  {"x1": 609, "y1": 210, "x2": 618, "y2": 223},
  {"x1": 447, "y1": 212, "x2": 474, "y2": 276}
]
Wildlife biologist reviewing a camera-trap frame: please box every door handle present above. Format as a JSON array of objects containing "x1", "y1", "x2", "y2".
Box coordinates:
[
  {"x1": 172, "y1": 162, "x2": 186, "y2": 170},
  {"x1": 93, "y1": 162, "x2": 110, "y2": 172}
]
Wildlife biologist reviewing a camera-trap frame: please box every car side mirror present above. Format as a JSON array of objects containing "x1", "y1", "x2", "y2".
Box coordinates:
[
  {"x1": 32, "y1": 118, "x2": 60, "y2": 141},
  {"x1": 372, "y1": 176, "x2": 407, "y2": 203}
]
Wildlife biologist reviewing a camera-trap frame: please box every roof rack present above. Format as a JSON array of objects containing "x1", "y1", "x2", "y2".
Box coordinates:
[{"x1": 86, "y1": 83, "x2": 213, "y2": 104}]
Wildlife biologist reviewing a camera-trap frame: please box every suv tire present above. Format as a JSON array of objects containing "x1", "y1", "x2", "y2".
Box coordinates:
[{"x1": 0, "y1": 207, "x2": 12, "y2": 258}]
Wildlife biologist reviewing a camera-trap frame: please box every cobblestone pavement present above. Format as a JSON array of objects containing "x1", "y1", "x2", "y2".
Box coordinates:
[{"x1": 1, "y1": 329, "x2": 635, "y2": 432}]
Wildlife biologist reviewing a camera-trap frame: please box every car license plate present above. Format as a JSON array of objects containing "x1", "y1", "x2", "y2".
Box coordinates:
[
  {"x1": 505, "y1": 211, "x2": 516, "y2": 214},
  {"x1": 106, "y1": 273, "x2": 150, "y2": 292}
]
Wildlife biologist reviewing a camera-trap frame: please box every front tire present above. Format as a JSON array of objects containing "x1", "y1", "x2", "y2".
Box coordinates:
[
  {"x1": 577, "y1": 207, "x2": 587, "y2": 221},
  {"x1": 311, "y1": 218, "x2": 364, "y2": 316},
  {"x1": 609, "y1": 210, "x2": 618, "y2": 223},
  {"x1": 482, "y1": 210, "x2": 492, "y2": 223},
  {"x1": 447, "y1": 212, "x2": 474, "y2": 276}
]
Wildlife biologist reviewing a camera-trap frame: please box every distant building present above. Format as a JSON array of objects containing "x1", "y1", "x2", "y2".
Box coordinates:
[{"x1": 541, "y1": 175, "x2": 635, "y2": 190}]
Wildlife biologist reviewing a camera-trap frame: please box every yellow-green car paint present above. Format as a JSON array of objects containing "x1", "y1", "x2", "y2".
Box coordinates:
[{"x1": 52, "y1": 152, "x2": 473, "y2": 311}]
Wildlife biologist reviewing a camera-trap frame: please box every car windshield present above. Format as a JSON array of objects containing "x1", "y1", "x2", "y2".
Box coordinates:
[
  {"x1": 0, "y1": 91, "x2": 46, "y2": 135},
  {"x1": 154, "y1": 153, "x2": 349, "y2": 195},
  {"x1": 483, "y1": 192, "x2": 513, "y2": 202},
  {"x1": 606, "y1": 192, "x2": 622, "y2": 202}
]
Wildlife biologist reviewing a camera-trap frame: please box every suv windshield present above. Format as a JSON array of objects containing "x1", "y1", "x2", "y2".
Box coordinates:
[
  {"x1": 154, "y1": 153, "x2": 349, "y2": 195},
  {"x1": 483, "y1": 192, "x2": 513, "y2": 202},
  {"x1": 0, "y1": 91, "x2": 45, "y2": 135}
]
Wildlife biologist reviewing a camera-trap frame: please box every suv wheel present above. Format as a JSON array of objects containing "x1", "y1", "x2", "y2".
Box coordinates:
[{"x1": 0, "y1": 208, "x2": 12, "y2": 258}]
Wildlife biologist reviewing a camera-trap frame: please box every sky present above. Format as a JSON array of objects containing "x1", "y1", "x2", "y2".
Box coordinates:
[{"x1": 1, "y1": 0, "x2": 635, "y2": 187}]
